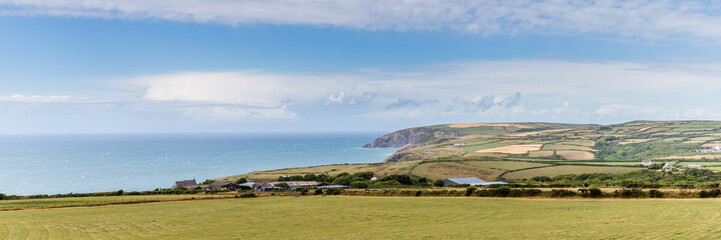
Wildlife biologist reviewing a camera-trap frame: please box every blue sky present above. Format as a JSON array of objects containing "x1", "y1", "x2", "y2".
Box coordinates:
[{"x1": 2, "y1": 0, "x2": 721, "y2": 134}]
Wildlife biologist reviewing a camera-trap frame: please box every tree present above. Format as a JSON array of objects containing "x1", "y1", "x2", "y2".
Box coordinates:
[
  {"x1": 295, "y1": 187, "x2": 309, "y2": 195},
  {"x1": 201, "y1": 179, "x2": 215, "y2": 184},
  {"x1": 274, "y1": 182, "x2": 290, "y2": 189},
  {"x1": 234, "y1": 178, "x2": 248, "y2": 184},
  {"x1": 116, "y1": 190, "x2": 124, "y2": 196},
  {"x1": 465, "y1": 187, "x2": 477, "y2": 196},
  {"x1": 289, "y1": 175, "x2": 304, "y2": 181},
  {"x1": 0, "y1": 193, "x2": 5, "y2": 200},
  {"x1": 303, "y1": 174, "x2": 318, "y2": 181},
  {"x1": 350, "y1": 181, "x2": 368, "y2": 189},
  {"x1": 433, "y1": 179, "x2": 445, "y2": 187}
]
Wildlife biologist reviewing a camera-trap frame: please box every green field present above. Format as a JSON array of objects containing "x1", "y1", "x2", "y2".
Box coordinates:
[
  {"x1": 504, "y1": 165, "x2": 642, "y2": 179},
  {"x1": 2, "y1": 196, "x2": 721, "y2": 239},
  {"x1": 0, "y1": 195, "x2": 229, "y2": 211}
]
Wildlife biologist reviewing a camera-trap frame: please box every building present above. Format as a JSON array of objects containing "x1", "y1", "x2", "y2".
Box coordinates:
[
  {"x1": 259, "y1": 181, "x2": 322, "y2": 190},
  {"x1": 238, "y1": 182, "x2": 257, "y2": 190},
  {"x1": 171, "y1": 179, "x2": 198, "y2": 190},
  {"x1": 641, "y1": 160, "x2": 652, "y2": 167},
  {"x1": 662, "y1": 163, "x2": 676, "y2": 171},
  {"x1": 443, "y1": 177, "x2": 508, "y2": 186},
  {"x1": 207, "y1": 181, "x2": 238, "y2": 190},
  {"x1": 687, "y1": 164, "x2": 702, "y2": 169}
]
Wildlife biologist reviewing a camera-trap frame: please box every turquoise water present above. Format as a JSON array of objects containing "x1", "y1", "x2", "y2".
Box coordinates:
[{"x1": 0, "y1": 133, "x2": 395, "y2": 195}]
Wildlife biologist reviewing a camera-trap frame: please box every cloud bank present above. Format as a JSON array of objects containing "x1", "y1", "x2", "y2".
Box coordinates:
[{"x1": 2, "y1": 0, "x2": 721, "y2": 41}]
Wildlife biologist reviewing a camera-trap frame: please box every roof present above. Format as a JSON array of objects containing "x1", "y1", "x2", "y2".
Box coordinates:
[
  {"x1": 239, "y1": 182, "x2": 256, "y2": 187},
  {"x1": 270, "y1": 181, "x2": 321, "y2": 187},
  {"x1": 444, "y1": 177, "x2": 486, "y2": 185},
  {"x1": 476, "y1": 181, "x2": 509, "y2": 186},
  {"x1": 172, "y1": 179, "x2": 198, "y2": 189},
  {"x1": 174, "y1": 179, "x2": 197, "y2": 187}
]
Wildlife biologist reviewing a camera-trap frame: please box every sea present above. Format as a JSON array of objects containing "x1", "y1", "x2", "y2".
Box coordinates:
[{"x1": 0, "y1": 133, "x2": 396, "y2": 196}]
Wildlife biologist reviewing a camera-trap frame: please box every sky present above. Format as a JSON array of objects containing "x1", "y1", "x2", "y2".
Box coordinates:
[{"x1": 2, "y1": 0, "x2": 721, "y2": 134}]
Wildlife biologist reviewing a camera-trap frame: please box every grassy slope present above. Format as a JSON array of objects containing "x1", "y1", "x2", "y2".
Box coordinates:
[{"x1": 2, "y1": 196, "x2": 721, "y2": 239}]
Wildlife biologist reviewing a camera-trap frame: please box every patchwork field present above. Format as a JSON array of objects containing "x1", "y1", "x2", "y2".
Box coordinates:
[
  {"x1": 475, "y1": 144, "x2": 543, "y2": 154},
  {"x1": 2, "y1": 196, "x2": 721, "y2": 239}
]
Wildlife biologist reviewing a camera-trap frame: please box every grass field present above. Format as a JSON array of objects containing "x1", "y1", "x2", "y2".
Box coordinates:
[
  {"x1": 2, "y1": 196, "x2": 721, "y2": 239},
  {"x1": 505, "y1": 165, "x2": 642, "y2": 179},
  {"x1": 0, "y1": 195, "x2": 229, "y2": 211}
]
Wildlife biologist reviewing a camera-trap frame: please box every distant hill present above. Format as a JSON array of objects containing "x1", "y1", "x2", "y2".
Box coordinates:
[{"x1": 364, "y1": 121, "x2": 721, "y2": 163}]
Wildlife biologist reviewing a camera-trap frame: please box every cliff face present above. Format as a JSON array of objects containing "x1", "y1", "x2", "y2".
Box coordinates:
[{"x1": 362, "y1": 128, "x2": 432, "y2": 148}]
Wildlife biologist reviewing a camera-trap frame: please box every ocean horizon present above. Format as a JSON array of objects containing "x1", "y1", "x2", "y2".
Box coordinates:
[{"x1": 0, "y1": 132, "x2": 396, "y2": 196}]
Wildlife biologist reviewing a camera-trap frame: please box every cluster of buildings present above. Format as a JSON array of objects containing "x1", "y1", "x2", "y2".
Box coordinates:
[
  {"x1": 698, "y1": 146, "x2": 721, "y2": 153},
  {"x1": 171, "y1": 179, "x2": 348, "y2": 191},
  {"x1": 641, "y1": 160, "x2": 702, "y2": 171}
]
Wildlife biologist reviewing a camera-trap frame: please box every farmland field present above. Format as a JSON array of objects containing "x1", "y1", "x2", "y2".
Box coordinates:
[
  {"x1": 2, "y1": 196, "x2": 721, "y2": 239},
  {"x1": 504, "y1": 165, "x2": 642, "y2": 179}
]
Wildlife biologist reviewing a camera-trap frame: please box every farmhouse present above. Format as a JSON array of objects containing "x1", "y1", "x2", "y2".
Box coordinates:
[
  {"x1": 641, "y1": 160, "x2": 652, "y2": 167},
  {"x1": 171, "y1": 179, "x2": 198, "y2": 190},
  {"x1": 443, "y1": 177, "x2": 508, "y2": 186},
  {"x1": 238, "y1": 182, "x2": 257, "y2": 190},
  {"x1": 662, "y1": 163, "x2": 676, "y2": 171}
]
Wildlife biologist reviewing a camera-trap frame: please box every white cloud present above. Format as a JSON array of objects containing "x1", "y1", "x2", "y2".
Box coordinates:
[
  {"x1": 1, "y1": 94, "x2": 71, "y2": 102},
  {"x1": 2, "y1": 0, "x2": 721, "y2": 41},
  {"x1": 182, "y1": 106, "x2": 298, "y2": 122}
]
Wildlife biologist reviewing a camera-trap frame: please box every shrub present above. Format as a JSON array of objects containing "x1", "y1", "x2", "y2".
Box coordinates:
[
  {"x1": 115, "y1": 190, "x2": 124, "y2": 196},
  {"x1": 295, "y1": 187, "x2": 309, "y2": 195},
  {"x1": 380, "y1": 174, "x2": 413, "y2": 185},
  {"x1": 588, "y1": 187, "x2": 602, "y2": 198},
  {"x1": 433, "y1": 179, "x2": 445, "y2": 187},
  {"x1": 325, "y1": 188, "x2": 343, "y2": 195},
  {"x1": 550, "y1": 189, "x2": 577, "y2": 197},
  {"x1": 648, "y1": 189, "x2": 664, "y2": 198},
  {"x1": 350, "y1": 181, "x2": 368, "y2": 189},
  {"x1": 239, "y1": 193, "x2": 256, "y2": 198},
  {"x1": 415, "y1": 190, "x2": 422, "y2": 197},
  {"x1": 465, "y1": 187, "x2": 477, "y2": 196},
  {"x1": 614, "y1": 188, "x2": 645, "y2": 198},
  {"x1": 331, "y1": 176, "x2": 351, "y2": 186},
  {"x1": 0, "y1": 193, "x2": 5, "y2": 200},
  {"x1": 235, "y1": 178, "x2": 248, "y2": 184},
  {"x1": 314, "y1": 189, "x2": 324, "y2": 195},
  {"x1": 200, "y1": 179, "x2": 215, "y2": 184}
]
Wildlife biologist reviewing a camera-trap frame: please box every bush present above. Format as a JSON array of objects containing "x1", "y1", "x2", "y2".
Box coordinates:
[
  {"x1": 239, "y1": 193, "x2": 256, "y2": 198},
  {"x1": 350, "y1": 181, "x2": 368, "y2": 189},
  {"x1": 415, "y1": 190, "x2": 422, "y2": 197},
  {"x1": 550, "y1": 189, "x2": 577, "y2": 197},
  {"x1": 235, "y1": 178, "x2": 248, "y2": 184},
  {"x1": 579, "y1": 187, "x2": 603, "y2": 198},
  {"x1": 614, "y1": 188, "x2": 645, "y2": 198},
  {"x1": 314, "y1": 189, "x2": 324, "y2": 195},
  {"x1": 465, "y1": 187, "x2": 477, "y2": 196},
  {"x1": 0, "y1": 193, "x2": 5, "y2": 200},
  {"x1": 648, "y1": 189, "x2": 664, "y2": 198},
  {"x1": 325, "y1": 188, "x2": 343, "y2": 195},
  {"x1": 433, "y1": 179, "x2": 445, "y2": 187},
  {"x1": 200, "y1": 179, "x2": 215, "y2": 184},
  {"x1": 115, "y1": 190, "x2": 124, "y2": 196},
  {"x1": 295, "y1": 187, "x2": 309, "y2": 195},
  {"x1": 380, "y1": 174, "x2": 413, "y2": 185}
]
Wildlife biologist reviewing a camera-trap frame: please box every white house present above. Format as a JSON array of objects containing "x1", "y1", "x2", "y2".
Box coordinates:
[{"x1": 641, "y1": 160, "x2": 652, "y2": 167}]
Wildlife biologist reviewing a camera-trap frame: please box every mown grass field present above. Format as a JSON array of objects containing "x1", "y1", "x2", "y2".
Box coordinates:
[
  {"x1": 0, "y1": 195, "x2": 229, "y2": 211},
  {"x1": 2, "y1": 196, "x2": 721, "y2": 239}
]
